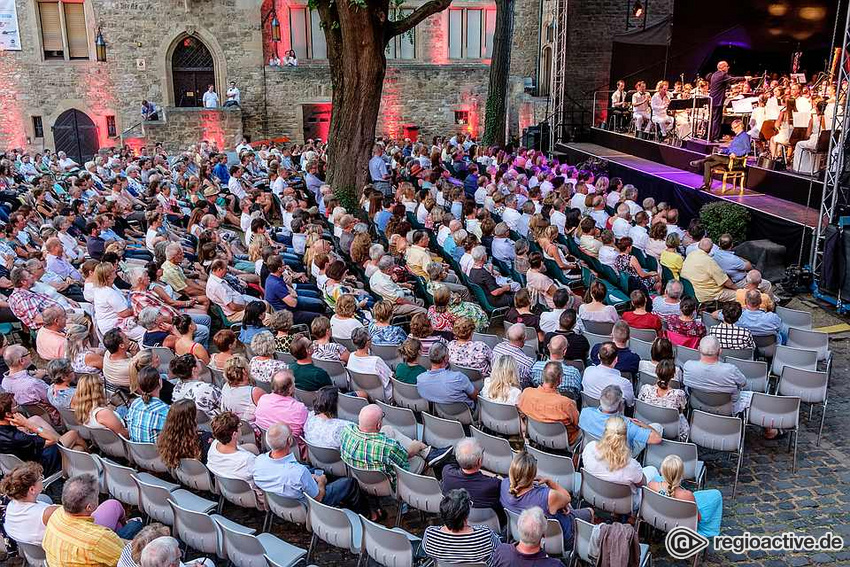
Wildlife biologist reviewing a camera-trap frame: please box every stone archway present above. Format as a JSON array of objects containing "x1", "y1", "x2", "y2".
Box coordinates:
[
  {"x1": 162, "y1": 28, "x2": 228, "y2": 107},
  {"x1": 171, "y1": 36, "x2": 216, "y2": 107}
]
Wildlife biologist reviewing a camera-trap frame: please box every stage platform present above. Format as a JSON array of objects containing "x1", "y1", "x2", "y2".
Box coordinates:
[{"x1": 554, "y1": 139, "x2": 816, "y2": 264}]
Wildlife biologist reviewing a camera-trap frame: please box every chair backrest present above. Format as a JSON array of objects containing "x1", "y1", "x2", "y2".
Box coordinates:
[
  {"x1": 433, "y1": 401, "x2": 474, "y2": 425},
  {"x1": 583, "y1": 331, "x2": 610, "y2": 352},
  {"x1": 16, "y1": 541, "x2": 47, "y2": 567},
  {"x1": 752, "y1": 333, "x2": 778, "y2": 358},
  {"x1": 371, "y1": 344, "x2": 401, "y2": 369},
  {"x1": 771, "y1": 345, "x2": 818, "y2": 377},
  {"x1": 472, "y1": 332, "x2": 501, "y2": 350},
  {"x1": 169, "y1": 500, "x2": 220, "y2": 556},
  {"x1": 572, "y1": 517, "x2": 596, "y2": 564},
  {"x1": 580, "y1": 468, "x2": 634, "y2": 515},
  {"x1": 582, "y1": 320, "x2": 614, "y2": 335},
  {"x1": 455, "y1": 365, "x2": 484, "y2": 391},
  {"x1": 468, "y1": 507, "x2": 501, "y2": 532},
  {"x1": 628, "y1": 326, "x2": 657, "y2": 342},
  {"x1": 674, "y1": 344, "x2": 700, "y2": 367},
  {"x1": 526, "y1": 445, "x2": 577, "y2": 495},
  {"x1": 722, "y1": 347, "x2": 754, "y2": 361},
  {"x1": 214, "y1": 517, "x2": 270, "y2": 566},
  {"x1": 304, "y1": 439, "x2": 349, "y2": 478},
  {"x1": 0, "y1": 453, "x2": 24, "y2": 475},
  {"x1": 642, "y1": 440, "x2": 702, "y2": 482},
  {"x1": 505, "y1": 508, "x2": 566, "y2": 557},
  {"x1": 264, "y1": 490, "x2": 308, "y2": 526},
  {"x1": 478, "y1": 397, "x2": 522, "y2": 436},
  {"x1": 470, "y1": 426, "x2": 515, "y2": 477},
  {"x1": 786, "y1": 327, "x2": 829, "y2": 361},
  {"x1": 125, "y1": 438, "x2": 169, "y2": 473},
  {"x1": 689, "y1": 410, "x2": 742, "y2": 453},
  {"x1": 638, "y1": 487, "x2": 699, "y2": 533},
  {"x1": 174, "y1": 458, "x2": 217, "y2": 494},
  {"x1": 218, "y1": 475, "x2": 263, "y2": 510},
  {"x1": 146, "y1": 347, "x2": 175, "y2": 375},
  {"x1": 636, "y1": 371, "x2": 682, "y2": 395},
  {"x1": 58, "y1": 445, "x2": 101, "y2": 485},
  {"x1": 334, "y1": 337, "x2": 356, "y2": 352},
  {"x1": 747, "y1": 392, "x2": 800, "y2": 430},
  {"x1": 723, "y1": 357, "x2": 769, "y2": 393},
  {"x1": 375, "y1": 400, "x2": 418, "y2": 441},
  {"x1": 391, "y1": 377, "x2": 430, "y2": 413},
  {"x1": 526, "y1": 417, "x2": 570, "y2": 451},
  {"x1": 210, "y1": 367, "x2": 226, "y2": 388},
  {"x1": 274, "y1": 352, "x2": 296, "y2": 364},
  {"x1": 57, "y1": 406, "x2": 88, "y2": 439},
  {"x1": 394, "y1": 465, "x2": 443, "y2": 514},
  {"x1": 293, "y1": 387, "x2": 318, "y2": 409},
  {"x1": 349, "y1": 466, "x2": 394, "y2": 498},
  {"x1": 629, "y1": 337, "x2": 653, "y2": 361},
  {"x1": 337, "y1": 392, "x2": 369, "y2": 423},
  {"x1": 633, "y1": 399, "x2": 680, "y2": 440},
  {"x1": 422, "y1": 412, "x2": 466, "y2": 448},
  {"x1": 777, "y1": 366, "x2": 828, "y2": 403},
  {"x1": 701, "y1": 312, "x2": 721, "y2": 329},
  {"x1": 775, "y1": 305, "x2": 813, "y2": 330},
  {"x1": 88, "y1": 427, "x2": 127, "y2": 460},
  {"x1": 360, "y1": 515, "x2": 416, "y2": 567},
  {"x1": 132, "y1": 473, "x2": 179, "y2": 525},
  {"x1": 581, "y1": 391, "x2": 601, "y2": 409},
  {"x1": 688, "y1": 388, "x2": 734, "y2": 416},
  {"x1": 313, "y1": 358, "x2": 350, "y2": 390},
  {"x1": 348, "y1": 370, "x2": 387, "y2": 401},
  {"x1": 101, "y1": 458, "x2": 142, "y2": 506}
]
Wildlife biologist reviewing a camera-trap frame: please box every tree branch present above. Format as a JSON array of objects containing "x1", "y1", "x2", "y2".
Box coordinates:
[{"x1": 387, "y1": 0, "x2": 452, "y2": 38}]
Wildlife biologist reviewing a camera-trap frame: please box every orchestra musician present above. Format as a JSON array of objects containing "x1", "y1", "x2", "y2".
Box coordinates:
[
  {"x1": 650, "y1": 81, "x2": 674, "y2": 137},
  {"x1": 610, "y1": 80, "x2": 630, "y2": 131},
  {"x1": 770, "y1": 97, "x2": 796, "y2": 159},
  {"x1": 793, "y1": 100, "x2": 827, "y2": 174},
  {"x1": 632, "y1": 81, "x2": 652, "y2": 134},
  {"x1": 674, "y1": 83, "x2": 694, "y2": 139},
  {"x1": 709, "y1": 61, "x2": 750, "y2": 141},
  {"x1": 690, "y1": 119, "x2": 750, "y2": 191}
]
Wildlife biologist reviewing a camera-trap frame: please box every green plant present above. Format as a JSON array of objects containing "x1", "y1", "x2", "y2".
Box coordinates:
[
  {"x1": 333, "y1": 185, "x2": 358, "y2": 213},
  {"x1": 698, "y1": 201, "x2": 750, "y2": 243}
]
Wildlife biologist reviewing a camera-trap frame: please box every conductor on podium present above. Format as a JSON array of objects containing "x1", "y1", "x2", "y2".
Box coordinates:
[{"x1": 708, "y1": 61, "x2": 749, "y2": 141}]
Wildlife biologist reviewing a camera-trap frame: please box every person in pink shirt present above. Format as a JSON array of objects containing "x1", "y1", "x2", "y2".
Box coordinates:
[{"x1": 253, "y1": 368, "x2": 308, "y2": 455}]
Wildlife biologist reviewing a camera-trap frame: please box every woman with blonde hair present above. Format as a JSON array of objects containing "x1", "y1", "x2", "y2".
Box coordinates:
[
  {"x1": 221, "y1": 354, "x2": 264, "y2": 424},
  {"x1": 447, "y1": 317, "x2": 492, "y2": 376},
  {"x1": 72, "y1": 374, "x2": 128, "y2": 437},
  {"x1": 129, "y1": 349, "x2": 174, "y2": 403},
  {"x1": 499, "y1": 452, "x2": 593, "y2": 549},
  {"x1": 580, "y1": 416, "x2": 659, "y2": 511},
  {"x1": 647, "y1": 455, "x2": 723, "y2": 538},
  {"x1": 480, "y1": 355, "x2": 521, "y2": 404},
  {"x1": 66, "y1": 323, "x2": 104, "y2": 375},
  {"x1": 367, "y1": 300, "x2": 407, "y2": 346}
]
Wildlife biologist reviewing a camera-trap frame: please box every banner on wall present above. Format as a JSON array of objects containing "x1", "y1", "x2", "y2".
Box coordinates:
[{"x1": 0, "y1": 0, "x2": 21, "y2": 51}]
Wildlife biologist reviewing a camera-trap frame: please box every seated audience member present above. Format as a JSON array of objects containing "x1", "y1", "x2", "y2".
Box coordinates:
[
  {"x1": 665, "y1": 296, "x2": 706, "y2": 348},
  {"x1": 481, "y1": 355, "x2": 522, "y2": 404},
  {"x1": 2, "y1": 345, "x2": 54, "y2": 417},
  {"x1": 652, "y1": 279, "x2": 683, "y2": 317},
  {"x1": 543, "y1": 309, "x2": 589, "y2": 361},
  {"x1": 394, "y1": 338, "x2": 426, "y2": 384},
  {"x1": 714, "y1": 234, "x2": 773, "y2": 295},
  {"x1": 170, "y1": 353, "x2": 221, "y2": 418},
  {"x1": 468, "y1": 246, "x2": 514, "y2": 308},
  {"x1": 0, "y1": 392, "x2": 84, "y2": 476},
  {"x1": 539, "y1": 288, "x2": 574, "y2": 333},
  {"x1": 500, "y1": 452, "x2": 593, "y2": 550},
  {"x1": 311, "y1": 316, "x2": 351, "y2": 363},
  {"x1": 206, "y1": 258, "x2": 249, "y2": 322},
  {"x1": 491, "y1": 507, "x2": 564, "y2": 567},
  {"x1": 422, "y1": 489, "x2": 500, "y2": 565},
  {"x1": 249, "y1": 331, "x2": 290, "y2": 384},
  {"x1": 680, "y1": 238, "x2": 738, "y2": 303},
  {"x1": 579, "y1": 385, "x2": 661, "y2": 454},
  {"x1": 303, "y1": 386, "x2": 350, "y2": 449},
  {"x1": 237, "y1": 301, "x2": 270, "y2": 346},
  {"x1": 418, "y1": 342, "x2": 478, "y2": 408},
  {"x1": 157, "y1": 399, "x2": 213, "y2": 468},
  {"x1": 735, "y1": 270, "x2": 775, "y2": 311},
  {"x1": 330, "y1": 294, "x2": 365, "y2": 340},
  {"x1": 506, "y1": 289, "x2": 542, "y2": 341},
  {"x1": 409, "y1": 312, "x2": 448, "y2": 354},
  {"x1": 369, "y1": 255, "x2": 426, "y2": 317},
  {"x1": 447, "y1": 317, "x2": 492, "y2": 377},
  {"x1": 441, "y1": 438, "x2": 504, "y2": 522},
  {"x1": 683, "y1": 336, "x2": 751, "y2": 416},
  {"x1": 126, "y1": 366, "x2": 169, "y2": 443},
  {"x1": 46, "y1": 359, "x2": 76, "y2": 409},
  {"x1": 254, "y1": 368, "x2": 309, "y2": 438},
  {"x1": 209, "y1": 329, "x2": 238, "y2": 371},
  {"x1": 35, "y1": 306, "x2": 68, "y2": 361},
  {"x1": 339, "y1": 404, "x2": 452, "y2": 482},
  {"x1": 660, "y1": 233, "x2": 684, "y2": 279},
  {"x1": 137, "y1": 535, "x2": 214, "y2": 567},
  {"x1": 491, "y1": 323, "x2": 535, "y2": 388},
  {"x1": 578, "y1": 280, "x2": 618, "y2": 324},
  {"x1": 206, "y1": 411, "x2": 262, "y2": 501},
  {"x1": 66, "y1": 323, "x2": 105, "y2": 376},
  {"x1": 42, "y1": 474, "x2": 144, "y2": 565},
  {"x1": 254, "y1": 423, "x2": 367, "y2": 514},
  {"x1": 737, "y1": 289, "x2": 785, "y2": 342},
  {"x1": 530, "y1": 334, "x2": 582, "y2": 401},
  {"x1": 589, "y1": 321, "x2": 641, "y2": 375},
  {"x1": 647, "y1": 455, "x2": 723, "y2": 538},
  {"x1": 102, "y1": 328, "x2": 136, "y2": 391},
  {"x1": 709, "y1": 301, "x2": 755, "y2": 350},
  {"x1": 346, "y1": 326, "x2": 393, "y2": 399},
  {"x1": 584, "y1": 342, "x2": 635, "y2": 405},
  {"x1": 368, "y1": 300, "x2": 408, "y2": 346},
  {"x1": 638, "y1": 360, "x2": 689, "y2": 441},
  {"x1": 268, "y1": 310, "x2": 295, "y2": 353},
  {"x1": 1, "y1": 462, "x2": 70, "y2": 545},
  {"x1": 518, "y1": 361, "x2": 580, "y2": 444},
  {"x1": 220, "y1": 355, "x2": 264, "y2": 425},
  {"x1": 73, "y1": 374, "x2": 128, "y2": 437},
  {"x1": 264, "y1": 255, "x2": 323, "y2": 325},
  {"x1": 597, "y1": 230, "x2": 618, "y2": 268},
  {"x1": 289, "y1": 335, "x2": 333, "y2": 392},
  {"x1": 637, "y1": 337, "x2": 682, "y2": 381},
  {"x1": 138, "y1": 308, "x2": 178, "y2": 350},
  {"x1": 621, "y1": 290, "x2": 662, "y2": 335},
  {"x1": 581, "y1": 416, "x2": 659, "y2": 512},
  {"x1": 524, "y1": 253, "x2": 561, "y2": 311}
]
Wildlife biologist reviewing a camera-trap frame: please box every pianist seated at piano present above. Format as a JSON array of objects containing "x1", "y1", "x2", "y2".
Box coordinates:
[{"x1": 689, "y1": 119, "x2": 750, "y2": 191}]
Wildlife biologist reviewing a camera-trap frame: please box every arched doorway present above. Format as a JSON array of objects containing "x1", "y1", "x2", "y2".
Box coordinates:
[
  {"x1": 53, "y1": 110, "x2": 99, "y2": 165},
  {"x1": 171, "y1": 36, "x2": 215, "y2": 107}
]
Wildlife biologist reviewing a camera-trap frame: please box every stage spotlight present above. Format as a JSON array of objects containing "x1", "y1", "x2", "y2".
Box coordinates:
[
  {"x1": 632, "y1": 0, "x2": 644, "y2": 18},
  {"x1": 799, "y1": 6, "x2": 827, "y2": 21},
  {"x1": 767, "y1": 3, "x2": 788, "y2": 16}
]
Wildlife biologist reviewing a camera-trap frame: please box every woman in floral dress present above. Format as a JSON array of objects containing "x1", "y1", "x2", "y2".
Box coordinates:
[
  {"x1": 637, "y1": 360, "x2": 689, "y2": 441},
  {"x1": 447, "y1": 317, "x2": 492, "y2": 377},
  {"x1": 613, "y1": 236, "x2": 660, "y2": 294}
]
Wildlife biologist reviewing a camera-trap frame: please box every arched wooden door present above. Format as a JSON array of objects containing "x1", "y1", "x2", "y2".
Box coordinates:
[
  {"x1": 53, "y1": 110, "x2": 99, "y2": 165},
  {"x1": 172, "y1": 36, "x2": 215, "y2": 107}
]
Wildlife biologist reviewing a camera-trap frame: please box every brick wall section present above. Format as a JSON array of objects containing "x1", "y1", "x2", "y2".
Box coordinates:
[{"x1": 140, "y1": 108, "x2": 243, "y2": 154}]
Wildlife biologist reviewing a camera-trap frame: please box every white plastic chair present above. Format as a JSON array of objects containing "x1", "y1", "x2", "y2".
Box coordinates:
[
  {"x1": 777, "y1": 366, "x2": 829, "y2": 446},
  {"x1": 688, "y1": 410, "x2": 744, "y2": 498},
  {"x1": 305, "y1": 494, "x2": 362, "y2": 563},
  {"x1": 745, "y1": 392, "x2": 801, "y2": 473},
  {"x1": 215, "y1": 516, "x2": 306, "y2": 567},
  {"x1": 470, "y1": 425, "x2": 515, "y2": 477}
]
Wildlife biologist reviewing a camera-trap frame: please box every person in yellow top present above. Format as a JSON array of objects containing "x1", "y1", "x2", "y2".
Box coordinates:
[
  {"x1": 659, "y1": 233, "x2": 684, "y2": 280},
  {"x1": 405, "y1": 230, "x2": 441, "y2": 279},
  {"x1": 734, "y1": 270, "x2": 775, "y2": 311},
  {"x1": 43, "y1": 474, "x2": 141, "y2": 567},
  {"x1": 679, "y1": 238, "x2": 738, "y2": 302}
]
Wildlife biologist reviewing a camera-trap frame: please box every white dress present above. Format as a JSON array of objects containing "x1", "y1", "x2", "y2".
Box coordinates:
[{"x1": 793, "y1": 116, "x2": 824, "y2": 174}]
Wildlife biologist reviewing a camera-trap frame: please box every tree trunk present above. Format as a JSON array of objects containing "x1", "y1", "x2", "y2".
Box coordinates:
[{"x1": 482, "y1": 0, "x2": 515, "y2": 147}]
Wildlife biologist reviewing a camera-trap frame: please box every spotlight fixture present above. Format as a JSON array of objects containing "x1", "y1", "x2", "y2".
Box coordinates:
[{"x1": 632, "y1": 1, "x2": 644, "y2": 18}]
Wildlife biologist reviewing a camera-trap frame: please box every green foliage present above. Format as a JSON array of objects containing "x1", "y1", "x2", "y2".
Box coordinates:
[
  {"x1": 334, "y1": 185, "x2": 359, "y2": 212},
  {"x1": 698, "y1": 201, "x2": 751, "y2": 243}
]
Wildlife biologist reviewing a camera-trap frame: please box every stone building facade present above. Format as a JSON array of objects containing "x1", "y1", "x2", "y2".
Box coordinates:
[{"x1": 0, "y1": 0, "x2": 551, "y2": 160}]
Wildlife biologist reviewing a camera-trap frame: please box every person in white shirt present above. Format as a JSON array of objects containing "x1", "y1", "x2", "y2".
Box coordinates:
[
  {"x1": 225, "y1": 81, "x2": 241, "y2": 106},
  {"x1": 588, "y1": 195, "x2": 609, "y2": 229},
  {"x1": 582, "y1": 342, "x2": 635, "y2": 406},
  {"x1": 57, "y1": 151, "x2": 79, "y2": 172},
  {"x1": 549, "y1": 199, "x2": 567, "y2": 234},
  {"x1": 597, "y1": 231, "x2": 618, "y2": 268},
  {"x1": 650, "y1": 81, "x2": 674, "y2": 136},
  {"x1": 206, "y1": 259, "x2": 249, "y2": 322},
  {"x1": 227, "y1": 166, "x2": 248, "y2": 200},
  {"x1": 346, "y1": 327, "x2": 393, "y2": 399},
  {"x1": 610, "y1": 79, "x2": 630, "y2": 131},
  {"x1": 632, "y1": 81, "x2": 651, "y2": 133},
  {"x1": 611, "y1": 203, "x2": 632, "y2": 238},
  {"x1": 54, "y1": 216, "x2": 85, "y2": 262},
  {"x1": 501, "y1": 195, "x2": 522, "y2": 231},
  {"x1": 206, "y1": 411, "x2": 261, "y2": 497},
  {"x1": 622, "y1": 185, "x2": 642, "y2": 217},
  {"x1": 570, "y1": 184, "x2": 588, "y2": 213},
  {"x1": 628, "y1": 211, "x2": 650, "y2": 251},
  {"x1": 202, "y1": 85, "x2": 219, "y2": 108}
]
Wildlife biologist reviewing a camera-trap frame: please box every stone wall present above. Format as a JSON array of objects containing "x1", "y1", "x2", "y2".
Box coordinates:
[{"x1": 140, "y1": 108, "x2": 243, "y2": 154}]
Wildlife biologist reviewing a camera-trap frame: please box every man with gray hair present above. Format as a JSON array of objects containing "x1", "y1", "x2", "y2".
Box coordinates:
[
  {"x1": 492, "y1": 507, "x2": 563, "y2": 566},
  {"x1": 492, "y1": 323, "x2": 535, "y2": 387},
  {"x1": 469, "y1": 245, "x2": 515, "y2": 308},
  {"x1": 579, "y1": 384, "x2": 662, "y2": 455},
  {"x1": 736, "y1": 288, "x2": 785, "y2": 342},
  {"x1": 369, "y1": 255, "x2": 426, "y2": 316},
  {"x1": 501, "y1": 194, "x2": 521, "y2": 231},
  {"x1": 139, "y1": 536, "x2": 182, "y2": 567},
  {"x1": 491, "y1": 223, "x2": 515, "y2": 267},
  {"x1": 161, "y1": 242, "x2": 207, "y2": 300},
  {"x1": 652, "y1": 279, "x2": 683, "y2": 317},
  {"x1": 417, "y1": 342, "x2": 478, "y2": 408},
  {"x1": 35, "y1": 305, "x2": 67, "y2": 360},
  {"x1": 518, "y1": 361, "x2": 580, "y2": 443},
  {"x1": 734, "y1": 269, "x2": 775, "y2": 311},
  {"x1": 253, "y1": 423, "x2": 366, "y2": 513},
  {"x1": 683, "y1": 335, "x2": 749, "y2": 414},
  {"x1": 530, "y1": 334, "x2": 582, "y2": 401},
  {"x1": 441, "y1": 438, "x2": 504, "y2": 522},
  {"x1": 253, "y1": 369, "x2": 308, "y2": 437}
]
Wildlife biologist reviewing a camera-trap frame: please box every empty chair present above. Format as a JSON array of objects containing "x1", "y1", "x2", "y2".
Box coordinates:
[
  {"x1": 15, "y1": 541, "x2": 48, "y2": 567},
  {"x1": 468, "y1": 507, "x2": 502, "y2": 532},
  {"x1": 313, "y1": 358, "x2": 350, "y2": 390},
  {"x1": 580, "y1": 392, "x2": 601, "y2": 409},
  {"x1": 771, "y1": 345, "x2": 818, "y2": 378},
  {"x1": 422, "y1": 412, "x2": 466, "y2": 448},
  {"x1": 634, "y1": 399, "x2": 681, "y2": 440},
  {"x1": 433, "y1": 402, "x2": 474, "y2": 426},
  {"x1": 371, "y1": 344, "x2": 402, "y2": 369},
  {"x1": 125, "y1": 438, "x2": 169, "y2": 473},
  {"x1": 337, "y1": 393, "x2": 369, "y2": 423},
  {"x1": 215, "y1": 516, "x2": 306, "y2": 567},
  {"x1": 470, "y1": 426, "x2": 515, "y2": 477},
  {"x1": 394, "y1": 465, "x2": 443, "y2": 524},
  {"x1": 629, "y1": 338, "x2": 653, "y2": 362},
  {"x1": 133, "y1": 473, "x2": 216, "y2": 525},
  {"x1": 786, "y1": 328, "x2": 829, "y2": 362},
  {"x1": 688, "y1": 388, "x2": 734, "y2": 416},
  {"x1": 348, "y1": 370, "x2": 388, "y2": 401},
  {"x1": 349, "y1": 466, "x2": 394, "y2": 498},
  {"x1": 88, "y1": 427, "x2": 127, "y2": 460},
  {"x1": 674, "y1": 345, "x2": 700, "y2": 367},
  {"x1": 57, "y1": 445, "x2": 102, "y2": 488},
  {"x1": 472, "y1": 332, "x2": 501, "y2": 350},
  {"x1": 583, "y1": 331, "x2": 610, "y2": 352},
  {"x1": 305, "y1": 440, "x2": 349, "y2": 478},
  {"x1": 775, "y1": 305, "x2": 813, "y2": 330},
  {"x1": 746, "y1": 392, "x2": 801, "y2": 473},
  {"x1": 57, "y1": 406, "x2": 89, "y2": 440},
  {"x1": 777, "y1": 366, "x2": 829, "y2": 446},
  {"x1": 526, "y1": 417, "x2": 574, "y2": 453},
  {"x1": 579, "y1": 468, "x2": 634, "y2": 515},
  {"x1": 628, "y1": 326, "x2": 658, "y2": 342},
  {"x1": 723, "y1": 357, "x2": 769, "y2": 393},
  {"x1": 455, "y1": 365, "x2": 484, "y2": 391},
  {"x1": 572, "y1": 518, "x2": 652, "y2": 567},
  {"x1": 688, "y1": 410, "x2": 743, "y2": 498},
  {"x1": 526, "y1": 445, "x2": 578, "y2": 495},
  {"x1": 478, "y1": 397, "x2": 521, "y2": 436},
  {"x1": 170, "y1": 499, "x2": 251, "y2": 559},
  {"x1": 360, "y1": 515, "x2": 424, "y2": 567},
  {"x1": 753, "y1": 334, "x2": 778, "y2": 359},
  {"x1": 391, "y1": 377, "x2": 430, "y2": 413},
  {"x1": 643, "y1": 440, "x2": 706, "y2": 489},
  {"x1": 174, "y1": 458, "x2": 218, "y2": 494},
  {"x1": 582, "y1": 320, "x2": 614, "y2": 335},
  {"x1": 376, "y1": 400, "x2": 419, "y2": 441},
  {"x1": 305, "y1": 494, "x2": 362, "y2": 563},
  {"x1": 293, "y1": 388, "x2": 318, "y2": 409},
  {"x1": 264, "y1": 490, "x2": 308, "y2": 530},
  {"x1": 101, "y1": 459, "x2": 143, "y2": 506},
  {"x1": 505, "y1": 509, "x2": 567, "y2": 558}
]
